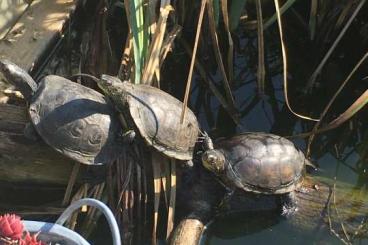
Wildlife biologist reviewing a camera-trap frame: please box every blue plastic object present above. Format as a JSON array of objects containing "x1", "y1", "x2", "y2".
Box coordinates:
[{"x1": 24, "y1": 198, "x2": 121, "y2": 245}]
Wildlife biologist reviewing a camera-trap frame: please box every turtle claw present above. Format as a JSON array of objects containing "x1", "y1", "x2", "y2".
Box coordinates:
[
  {"x1": 281, "y1": 192, "x2": 298, "y2": 218},
  {"x1": 218, "y1": 189, "x2": 235, "y2": 211},
  {"x1": 183, "y1": 160, "x2": 194, "y2": 168}
]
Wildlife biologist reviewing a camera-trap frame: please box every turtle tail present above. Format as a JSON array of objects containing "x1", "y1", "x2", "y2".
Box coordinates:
[{"x1": 0, "y1": 59, "x2": 37, "y2": 101}]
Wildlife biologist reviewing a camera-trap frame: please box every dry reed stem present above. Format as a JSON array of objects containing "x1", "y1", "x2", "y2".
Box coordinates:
[
  {"x1": 152, "y1": 151, "x2": 163, "y2": 245},
  {"x1": 255, "y1": 0, "x2": 265, "y2": 95},
  {"x1": 220, "y1": 0, "x2": 234, "y2": 83},
  {"x1": 309, "y1": 0, "x2": 318, "y2": 40},
  {"x1": 136, "y1": 163, "x2": 143, "y2": 244},
  {"x1": 159, "y1": 25, "x2": 182, "y2": 67},
  {"x1": 289, "y1": 88, "x2": 368, "y2": 140},
  {"x1": 66, "y1": 184, "x2": 89, "y2": 230},
  {"x1": 141, "y1": 4, "x2": 173, "y2": 85},
  {"x1": 81, "y1": 183, "x2": 106, "y2": 237},
  {"x1": 273, "y1": 0, "x2": 319, "y2": 121},
  {"x1": 179, "y1": 38, "x2": 241, "y2": 125},
  {"x1": 118, "y1": 32, "x2": 133, "y2": 80},
  {"x1": 180, "y1": 0, "x2": 206, "y2": 124},
  {"x1": 148, "y1": 0, "x2": 159, "y2": 34},
  {"x1": 161, "y1": 160, "x2": 169, "y2": 208},
  {"x1": 304, "y1": 0, "x2": 366, "y2": 91},
  {"x1": 207, "y1": 0, "x2": 236, "y2": 109},
  {"x1": 166, "y1": 159, "x2": 176, "y2": 239},
  {"x1": 62, "y1": 162, "x2": 80, "y2": 206},
  {"x1": 306, "y1": 51, "x2": 368, "y2": 155}
]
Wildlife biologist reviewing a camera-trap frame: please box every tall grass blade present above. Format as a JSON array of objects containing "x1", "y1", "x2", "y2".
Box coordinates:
[
  {"x1": 167, "y1": 159, "x2": 176, "y2": 239},
  {"x1": 273, "y1": 0, "x2": 319, "y2": 121},
  {"x1": 62, "y1": 163, "x2": 80, "y2": 206},
  {"x1": 309, "y1": 0, "x2": 318, "y2": 40},
  {"x1": 325, "y1": 90, "x2": 368, "y2": 131},
  {"x1": 151, "y1": 151, "x2": 162, "y2": 245},
  {"x1": 179, "y1": 38, "x2": 241, "y2": 125},
  {"x1": 255, "y1": 0, "x2": 265, "y2": 95},
  {"x1": 160, "y1": 161, "x2": 169, "y2": 208},
  {"x1": 292, "y1": 89, "x2": 368, "y2": 139},
  {"x1": 160, "y1": 25, "x2": 182, "y2": 67},
  {"x1": 306, "y1": 51, "x2": 368, "y2": 153},
  {"x1": 180, "y1": 0, "x2": 207, "y2": 123},
  {"x1": 124, "y1": 0, "x2": 140, "y2": 83},
  {"x1": 118, "y1": 32, "x2": 133, "y2": 80},
  {"x1": 125, "y1": 0, "x2": 147, "y2": 84},
  {"x1": 213, "y1": 0, "x2": 220, "y2": 26},
  {"x1": 148, "y1": 0, "x2": 159, "y2": 34},
  {"x1": 135, "y1": 164, "x2": 143, "y2": 245},
  {"x1": 207, "y1": 0, "x2": 236, "y2": 112},
  {"x1": 141, "y1": 5, "x2": 173, "y2": 85},
  {"x1": 333, "y1": 2, "x2": 355, "y2": 33},
  {"x1": 220, "y1": 0, "x2": 234, "y2": 83},
  {"x1": 264, "y1": 0, "x2": 298, "y2": 30},
  {"x1": 229, "y1": 0, "x2": 247, "y2": 31}
]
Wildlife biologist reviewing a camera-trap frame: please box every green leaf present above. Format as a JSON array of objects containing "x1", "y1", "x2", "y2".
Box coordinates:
[
  {"x1": 229, "y1": 0, "x2": 247, "y2": 31},
  {"x1": 213, "y1": 0, "x2": 220, "y2": 27}
]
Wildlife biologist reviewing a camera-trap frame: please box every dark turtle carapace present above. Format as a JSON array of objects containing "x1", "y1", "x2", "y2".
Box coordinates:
[
  {"x1": 202, "y1": 132, "x2": 307, "y2": 215},
  {"x1": 96, "y1": 75, "x2": 200, "y2": 162},
  {"x1": 0, "y1": 59, "x2": 123, "y2": 165}
]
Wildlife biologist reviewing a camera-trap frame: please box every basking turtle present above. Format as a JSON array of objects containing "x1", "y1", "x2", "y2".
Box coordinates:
[
  {"x1": 0, "y1": 59, "x2": 123, "y2": 165},
  {"x1": 95, "y1": 75, "x2": 200, "y2": 161},
  {"x1": 202, "y1": 132, "x2": 307, "y2": 214}
]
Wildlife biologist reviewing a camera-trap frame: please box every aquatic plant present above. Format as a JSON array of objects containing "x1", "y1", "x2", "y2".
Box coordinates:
[{"x1": 0, "y1": 213, "x2": 44, "y2": 245}]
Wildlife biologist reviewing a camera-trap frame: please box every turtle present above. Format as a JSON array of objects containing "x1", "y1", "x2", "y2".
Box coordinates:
[
  {"x1": 95, "y1": 74, "x2": 200, "y2": 162},
  {"x1": 201, "y1": 132, "x2": 308, "y2": 215},
  {"x1": 0, "y1": 59, "x2": 123, "y2": 165}
]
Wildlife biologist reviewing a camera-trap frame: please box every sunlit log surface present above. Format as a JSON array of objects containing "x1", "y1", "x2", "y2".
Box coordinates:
[
  {"x1": 0, "y1": 0, "x2": 78, "y2": 73},
  {"x1": 0, "y1": 0, "x2": 29, "y2": 40}
]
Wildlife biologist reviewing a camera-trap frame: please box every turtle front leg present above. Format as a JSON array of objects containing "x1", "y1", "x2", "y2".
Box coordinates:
[
  {"x1": 281, "y1": 191, "x2": 298, "y2": 218},
  {"x1": 23, "y1": 123, "x2": 40, "y2": 141},
  {"x1": 218, "y1": 188, "x2": 235, "y2": 212}
]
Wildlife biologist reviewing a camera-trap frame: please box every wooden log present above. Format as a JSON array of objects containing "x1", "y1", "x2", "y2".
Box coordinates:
[
  {"x1": 0, "y1": 103, "x2": 104, "y2": 185},
  {"x1": 0, "y1": 0, "x2": 78, "y2": 73},
  {"x1": 171, "y1": 167, "x2": 225, "y2": 245},
  {"x1": 0, "y1": 0, "x2": 29, "y2": 39},
  {"x1": 171, "y1": 173, "x2": 368, "y2": 245}
]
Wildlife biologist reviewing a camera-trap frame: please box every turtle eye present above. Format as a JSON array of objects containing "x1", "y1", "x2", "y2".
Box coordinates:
[
  {"x1": 207, "y1": 154, "x2": 217, "y2": 163},
  {"x1": 101, "y1": 78, "x2": 112, "y2": 87}
]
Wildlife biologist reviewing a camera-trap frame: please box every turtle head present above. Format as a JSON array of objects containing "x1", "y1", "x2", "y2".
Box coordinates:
[
  {"x1": 98, "y1": 75, "x2": 130, "y2": 98},
  {"x1": 202, "y1": 149, "x2": 226, "y2": 174},
  {"x1": 0, "y1": 59, "x2": 37, "y2": 101},
  {"x1": 98, "y1": 74, "x2": 119, "y2": 94}
]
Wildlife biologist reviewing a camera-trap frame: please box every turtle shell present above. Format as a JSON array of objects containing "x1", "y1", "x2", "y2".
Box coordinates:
[
  {"x1": 122, "y1": 82, "x2": 199, "y2": 160},
  {"x1": 29, "y1": 75, "x2": 123, "y2": 165},
  {"x1": 217, "y1": 132, "x2": 305, "y2": 194}
]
